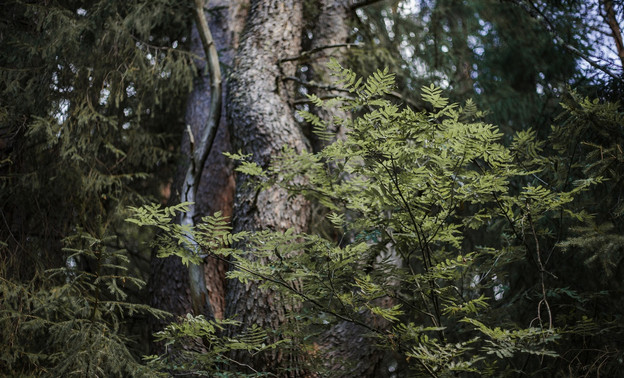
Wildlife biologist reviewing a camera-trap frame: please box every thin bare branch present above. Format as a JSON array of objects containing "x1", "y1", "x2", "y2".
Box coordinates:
[
  {"x1": 350, "y1": 0, "x2": 386, "y2": 11},
  {"x1": 601, "y1": 0, "x2": 624, "y2": 68},
  {"x1": 293, "y1": 94, "x2": 355, "y2": 105},
  {"x1": 279, "y1": 43, "x2": 364, "y2": 63}
]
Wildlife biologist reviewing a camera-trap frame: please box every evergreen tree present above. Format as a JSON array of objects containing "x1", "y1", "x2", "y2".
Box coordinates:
[
  {"x1": 349, "y1": 0, "x2": 622, "y2": 132},
  {"x1": 0, "y1": 0, "x2": 193, "y2": 374}
]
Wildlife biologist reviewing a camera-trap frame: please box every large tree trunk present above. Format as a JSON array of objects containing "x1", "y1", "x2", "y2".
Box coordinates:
[
  {"x1": 150, "y1": 0, "x2": 391, "y2": 373},
  {"x1": 225, "y1": 0, "x2": 309, "y2": 374},
  {"x1": 307, "y1": 0, "x2": 351, "y2": 149},
  {"x1": 148, "y1": 0, "x2": 248, "y2": 348}
]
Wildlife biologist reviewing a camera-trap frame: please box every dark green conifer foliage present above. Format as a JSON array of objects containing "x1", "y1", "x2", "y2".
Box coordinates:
[
  {"x1": 1, "y1": 0, "x2": 194, "y2": 375},
  {"x1": 542, "y1": 92, "x2": 624, "y2": 375}
]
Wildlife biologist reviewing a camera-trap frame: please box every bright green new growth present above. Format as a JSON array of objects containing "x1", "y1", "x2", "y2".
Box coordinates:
[
  {"x1": 144, "y1": 314, "x2": 283, "y2": 377},
  {"x1": 130, "y1": 63, "x2": 601, "y2": 375}
]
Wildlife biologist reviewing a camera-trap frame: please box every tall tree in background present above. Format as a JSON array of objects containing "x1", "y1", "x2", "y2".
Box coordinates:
[
  {"x1": 225, "y1": 0, "x2": 311, "y2": 370},
  {"x1": 0, "y1": 0, "x2": 191, "y2": 278},
  {"x1": 351, "y1": 0, "x2": 623, "y2": 130},
  {"x1": 147, "y1": 0, "x2": 386, "y2": 373}
]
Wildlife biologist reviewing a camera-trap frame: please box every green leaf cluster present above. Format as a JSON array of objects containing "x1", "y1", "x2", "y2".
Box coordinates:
[
  {"x1": 144, "y1": 314, "x2": 284, "y2": 377},
  {"x1": 138, "y1": 63, "x2": 616, "y2": 376}
]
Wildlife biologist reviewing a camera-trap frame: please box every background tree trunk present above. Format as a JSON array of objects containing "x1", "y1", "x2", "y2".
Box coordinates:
[
  {"x1": 307, "y1": 2, "x2": 395, "y2": 376},
  {"x1": 225, "y1": 0, "x2": 310, "y2": 374},
  {"x1": 307, "y1": 0, "x2": 351, "y2": 149},
  {"x1": 148, "y1": 0, "x2": 248, "y2": 349}
]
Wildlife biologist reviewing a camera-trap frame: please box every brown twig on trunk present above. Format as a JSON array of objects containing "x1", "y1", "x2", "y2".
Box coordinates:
[{"x1": 601, "y1": 0, "x2": 624, "y2": 68}]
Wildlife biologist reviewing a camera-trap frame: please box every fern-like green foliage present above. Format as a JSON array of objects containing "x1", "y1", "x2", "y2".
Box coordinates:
[
  {"x1": 135, "y1": 63, "x2": 615, "y2": 376},
  {"x1": 127, "y1": 204, "x2": 248, "y2": 267},
  {"x1": 144, "y1": 314, "x2": 284, "y2": 377},
  {"x1": 327, "y1": 57, "x2": 395, "y2": 103}
]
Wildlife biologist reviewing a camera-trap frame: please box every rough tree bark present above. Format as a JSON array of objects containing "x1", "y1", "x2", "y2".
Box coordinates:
[
  {"x1": 225, "y1": 0, "x2": 310, "y2": 373},
  {"x1": 150, "y1": 0, "x2": 394, "y2": 374}
]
